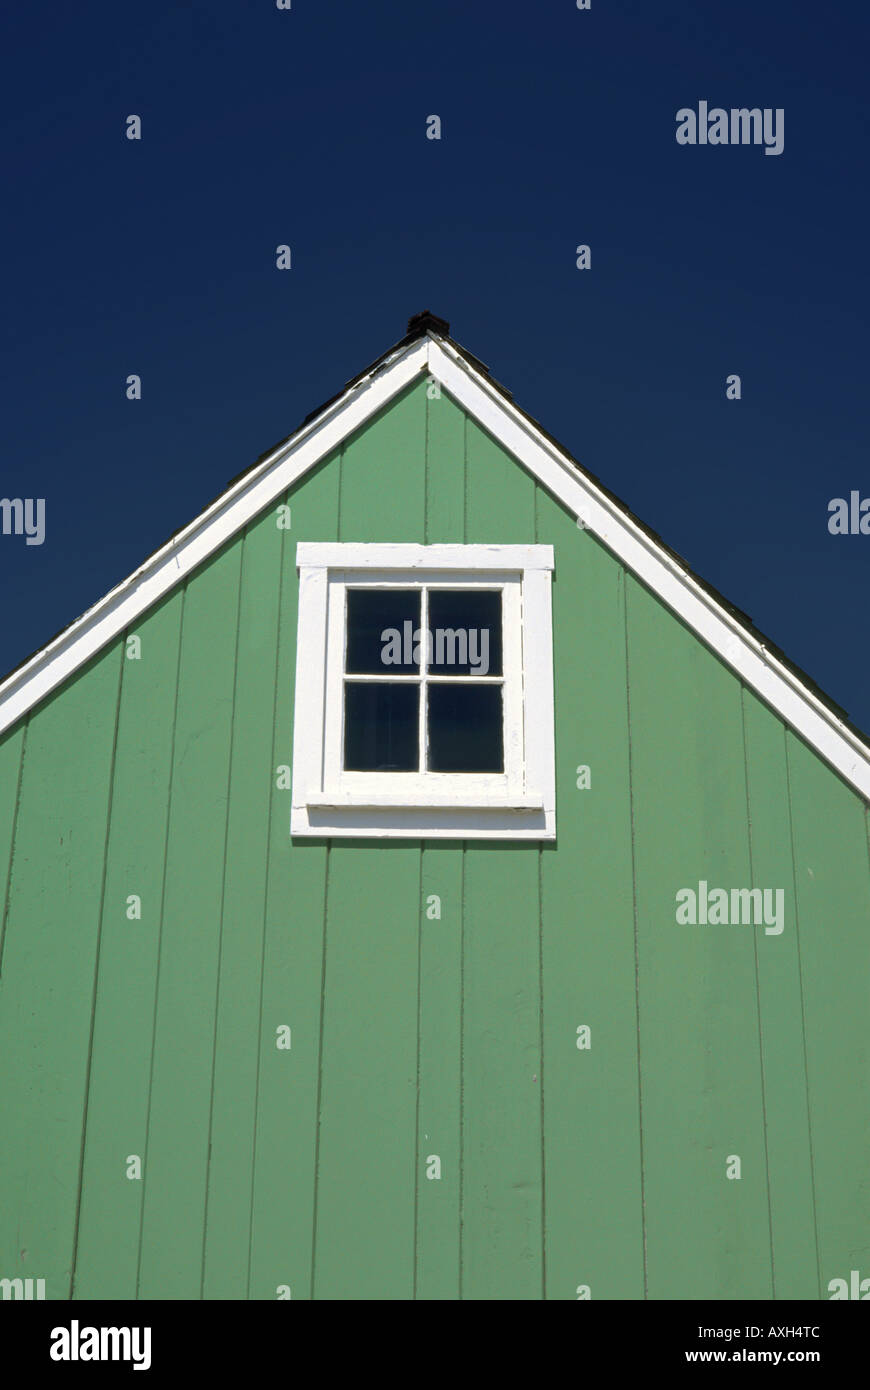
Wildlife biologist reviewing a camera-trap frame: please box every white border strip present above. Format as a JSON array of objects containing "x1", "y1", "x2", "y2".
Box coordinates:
[
  {"x1": 1, "y1": 326, "x2": 868, "y2": 808},
  {"x1": 428, "y1": 338, "x2": 870, "y2": 803},
  {"x1": 0, "y1": 339, "x2": 428, "y2": 735}
]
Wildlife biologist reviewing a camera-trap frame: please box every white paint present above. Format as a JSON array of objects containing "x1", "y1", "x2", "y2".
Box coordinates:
[
  {"x1": 1, "y1": 327, "x2": 868, "y2": 807},
  {"x1": 0, "y1": 339, "x2": 428, "y2": 736},
  {"x1": 292, "y1": 545, "x2": 556, "y2": 839},
  {"x1": 296, "y1": 542, "x2": 553, "y2": 570},
  {"x1": 427, "y1": 337, "x2": 870, "y2": 804}
]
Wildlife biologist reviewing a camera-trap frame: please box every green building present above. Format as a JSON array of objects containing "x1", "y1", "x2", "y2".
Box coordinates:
[{"x1": 1, "y1": 313, "x2": 868, "y2": 1301}]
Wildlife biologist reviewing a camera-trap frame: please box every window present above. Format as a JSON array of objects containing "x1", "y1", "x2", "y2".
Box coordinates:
[
  {"x1": 341, "y1": 585, "x2": 505, "y2": 773},
  {"x1": 291, "y1": 543, "x2": 555, "y2": 839}
]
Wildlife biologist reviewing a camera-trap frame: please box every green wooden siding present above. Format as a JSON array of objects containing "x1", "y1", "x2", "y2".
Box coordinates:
[{"x1": 1, "y1": 376, "x2": 869, "y2": 1299}]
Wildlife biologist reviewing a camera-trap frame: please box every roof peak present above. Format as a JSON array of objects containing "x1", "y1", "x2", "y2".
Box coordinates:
[
  {"x1": 1, "y1": 327, "x2": 869, "y2": 804},
  {"x1": 406, "y1": 309, "x2": 449, "y2": 338}
]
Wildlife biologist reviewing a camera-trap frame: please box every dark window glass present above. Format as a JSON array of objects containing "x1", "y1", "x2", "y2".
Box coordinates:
[
  {"x1": 427, "y1": 684, "x2": 503, "y2": 772},
  {"x1": 346, "y1": 589, "x2": 421, "y2": 675},
  {"x1": 344, "y1": 682, "x2": 419, "y2": 771},
  {"x1": 427, "y1": 590, "x2": 502, "y2": 676}
]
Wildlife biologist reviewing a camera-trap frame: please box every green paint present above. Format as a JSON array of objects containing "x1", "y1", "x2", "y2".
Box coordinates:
[
  {"x1": 1, "y1": 381, "x2": 868, "y2": 1301},
  {"x1": 538, "y1": 492, "x2": 643, "y2": 1300},
  {"x1": 742, "y1": 691, "x2": 818, "y2": 1298},
  {"x1": 0, "y1": 723, "x2": 25, "y2": 968},
  {"x1": 74, "y1": 594, "x2": 183, "y2": 1299},
  {"x1": 248, "y1": 463, "x2": 339, "y2": 1302},
  {"x1": 137, "y1": 541, "x2": 242, "y2": 1299},
  {"x1": 201, "y1": 510, "x2": 285, "y2": 1299},
  {"x1": 786, "y1": 734, "x2": 870, "y2": 1296},
  {"x1": 626, "y1": 580, "x2": 770, "y2": 1298},
  {"x1": 0, "y1": 653, "x2": 121, "y2": 1298}
]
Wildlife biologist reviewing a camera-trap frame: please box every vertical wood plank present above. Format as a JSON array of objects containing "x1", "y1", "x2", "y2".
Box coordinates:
[
  {"x1": 314, "y1": 843, "x2": 420, "y2": 1298},
  {"x1": 338, "y1": 382, "x2": 427, "y2": 541},
  {"x1": 787, "y1": 733, "x2": 870, "y2": 1296},
  {"x1": 414, "y1": 388, "x2": 466, "y2": 1298},
  {"x1": 137, "y1": 540, "x2": 242, "y2": 1299},
  {"x1": 462, "y1": 421, "x2": 542, "y2": 1299},
  {"x1": 415, "y1": 847, "x2": 463, "y2": 1300},
  {"x1": 537, "y1": 492, "x2": 644, "y2": 1300},
  {"x1": 461, "y1": 843, "x2": 542, "y2": 1298},
  {"x1": 73, "y1": 594, "x2": 184, "y2": 1298},
  {"x1": 465, "y1": 417, "x2": 535, "y2": 543},
  {"x1": 248, "y1": 458, "x2": 340, "y2": 1301},
  {"x1": 0, "y1": 652, "x2": 121, "y2": 1297},
  {"x1": 311, "y1": 385, "x2": 426, "y2": 1298},
  {"x1": 201, "y1": 506, "x2": 285, "y2": 1298},
  {"x1": 742, "y1": 691, "x2": 818, "y2": 1298},
  {"x1": 626, "y1": 577, "x2": 771, "y2": 1298},
  {"x1": 425, "y1": 388, "x2": 465, "y2": 544}
]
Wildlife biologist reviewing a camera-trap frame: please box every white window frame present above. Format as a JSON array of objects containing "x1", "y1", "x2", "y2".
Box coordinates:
[{"x1": 291, "y1": 543, "x2": 556, "y2": 840}]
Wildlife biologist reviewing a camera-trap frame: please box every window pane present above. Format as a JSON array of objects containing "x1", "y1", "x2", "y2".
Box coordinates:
[
  {"x1": 427, "y1": 589, "x2": 502, "y2": 676},
  {"x1": 346, "y1": 589, "x2": 421, "y2": 674},
  {"x1": 427, "y1": 684, "x2": 503, "y2": 772},
  {"x1": 344, "y1": 682, "x2": 419, "y2": 771}
]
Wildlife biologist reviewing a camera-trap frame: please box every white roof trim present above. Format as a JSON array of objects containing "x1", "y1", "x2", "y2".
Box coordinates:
[
  {"x1": 1, "y1": 329, "x2": 869, "y2": 806},
  {"x1": 428, "y1": 337, "x2": 870, "y2": 803},
  {"x1": 0, "y1": 337, "x2": 427, "y2": 736}
]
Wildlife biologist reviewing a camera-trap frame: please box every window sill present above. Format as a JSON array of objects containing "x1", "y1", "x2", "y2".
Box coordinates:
[
  {"x1": 291, "y1": 796, "x2": 555, "y2": 840},
  {"x1": 305, "y1": 791, "x2": 544, "y2": 811}
]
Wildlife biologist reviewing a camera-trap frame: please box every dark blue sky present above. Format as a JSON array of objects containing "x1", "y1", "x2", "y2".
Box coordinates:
[{"x1": 2, "y1": 1, "x2": 868, "y2": 728}]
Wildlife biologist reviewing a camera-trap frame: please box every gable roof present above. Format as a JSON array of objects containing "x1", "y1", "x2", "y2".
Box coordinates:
[{"x1": 2, "y1": 312, "x2": 870, "y2": 804}]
